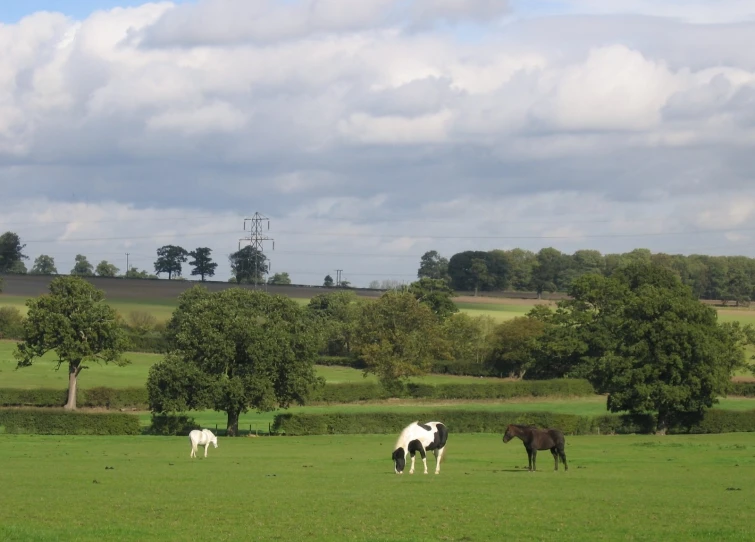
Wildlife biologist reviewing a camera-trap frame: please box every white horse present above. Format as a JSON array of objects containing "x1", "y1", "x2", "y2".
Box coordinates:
[
  {"x1": 392, "y1": 421, "x2": 448, "y2": 475},
  {"x1": 189, "y1": 429, "x2": 218, "y2": 458}
]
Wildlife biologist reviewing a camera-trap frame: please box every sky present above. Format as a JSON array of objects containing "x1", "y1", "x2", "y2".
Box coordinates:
[{"x1": 2, "y1": 1, "x2": 755, "y2": 286}]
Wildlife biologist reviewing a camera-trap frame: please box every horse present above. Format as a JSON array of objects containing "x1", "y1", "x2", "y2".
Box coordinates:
[
  {"x1": 502, "y1": 424, "x2": 567, "y2": 472},
  {"x1": 392, "y1": 421, "x2": 448, "y2": 475},
  {"x1": 189, "y1": 429, "x2": 218, "y2": 458}
]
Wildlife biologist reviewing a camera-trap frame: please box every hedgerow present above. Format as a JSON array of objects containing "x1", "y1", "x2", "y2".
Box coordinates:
[
  {"x1": 0, "y1": 388, "x2": 148, "y2": 409},
  {"x1": 0, "y1": 408, "x2": 141, "y2": 435}
]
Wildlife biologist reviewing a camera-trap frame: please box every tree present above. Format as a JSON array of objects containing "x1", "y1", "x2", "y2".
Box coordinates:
[
  {"x1": 368, "y1": 280, "x2": 381, "y2": 289},
  {"x1": 418, "y1": 250, "x2": 449, "y2": 281},
  {"x1": 545, "y1": 263, "x2": 748, "y2": 433},
  {"x1": 268, "y1": 272, "x2": 292, "y2": 285},
  {"x1": 7, "y1": 260, "x2": 27, "y2": 274},
  {"x1": 307, "y1": 291, "x2": 361, "y2": 356},
  {"x1": 229, "y1": 246, "x2": 267, "y2": 285},
  {"x1": 530, "y1": 247, "x2": 567, "y2": 298},
  {"x1": 14, "y1": 277, "x2": 129, "y2": 410},
  {"x1": 323, "y1": 274, "x2": 334, "y2": 288},
  {"x1": 442, "y1": 313, "x2": 496, "y2": 366},
  {"x1": 487, "y1": 317, "x2": 546, "y2": 379},
  {"x1": 408, "y1": 278, "x2": 458, "y2": 319},
  {"x1": 0, "y1": 232, "x2": 28, "y2": 273},
  {"x1": 147, "y1": 287, "x2": 322, "y2": 436},
  {"x1": 154, "y1": 245, "x2": 188, "y2": 280},
  {"x1": 95, "y1": 260, "x2": 119, "y2": 278},
  {"x1": 70, "y1": 254, "x2": 94, "y2": 276},
  {"x1": 125, "y1": 267, "x2": 158, "y2": 279},
  {"x1": 189, "y1": 247, "x2": 217, "y2": 282},
  {"x1": 30, "y1": 255, "x2": 57, "y2": 275},
  {"x1": 351, "y1": 291, "x2": 450, "y2": 392}
]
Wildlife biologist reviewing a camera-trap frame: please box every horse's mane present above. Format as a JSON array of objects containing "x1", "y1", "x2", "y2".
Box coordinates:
[{"x1": 394, "y1": 421, "x2": 420, "y2": 450}]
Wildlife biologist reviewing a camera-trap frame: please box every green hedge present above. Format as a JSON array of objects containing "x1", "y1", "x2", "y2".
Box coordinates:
[
  {"x1": 0, "y1": 408, "x2": 141, "y2": 435},
  {"x1": 0, "y1": 388, "x2": 148, "y2": 409},
  {"x1": 308, "y1": 379, "x2": 595, "y2": 403},
  {"x1": 146, "y1": 414, "x2": 200, "y2": 436},
  {"x1": 125, "y1": 332, "x2": 169, "y2": 354},
  {"x1": 729, "y1": 382, "x2": 755, "y2": 397},
  {"x1": 272, "y1": 409, "x2": 755, "y2": 436}
]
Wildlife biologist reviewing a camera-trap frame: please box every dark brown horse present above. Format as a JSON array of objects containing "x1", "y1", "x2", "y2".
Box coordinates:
[{"x1": 502, "y1": 424, "x2": 568, "y2": 472}]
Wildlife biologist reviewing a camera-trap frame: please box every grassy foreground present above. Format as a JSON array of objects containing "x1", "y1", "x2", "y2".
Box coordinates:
[{"x1": 0, "y1": 433, "x2": 753, "y2": 541}]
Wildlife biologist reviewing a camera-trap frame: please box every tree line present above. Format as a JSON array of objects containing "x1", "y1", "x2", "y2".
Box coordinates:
[{"x1": 418, "y1": 247, "x2": 755, "y2": 304}]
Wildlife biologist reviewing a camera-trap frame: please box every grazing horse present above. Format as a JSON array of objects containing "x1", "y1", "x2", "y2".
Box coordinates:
[
  {"x1": 392, "y1": 421, "x2": 448, "y2": 475},
  {"x1": 189, "y1": 429, "x2": 218, "y2": 458},
  {"x1": 502, "y1": 424, "x2": 567, "y2": 472}
]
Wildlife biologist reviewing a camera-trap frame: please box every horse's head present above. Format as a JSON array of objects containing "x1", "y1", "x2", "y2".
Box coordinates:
[
  {"x1": 212, "y1": 435, "x2": 218, "y2": 448},
  {"x1": 392, "y1": 448, "x2": 406, "y2": 474},
  {"x1": 502, "y1": 425, "x2": 515, "y2": 444}
]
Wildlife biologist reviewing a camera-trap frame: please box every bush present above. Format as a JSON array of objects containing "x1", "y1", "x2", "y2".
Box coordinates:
[
  {"x1": 147, "y1": 413, "x2": 200, "y2": 436},
  {"x1": 0, "y1": 408, "x2": 141, "y2": 435},
  {"x1": 0, "y1": 306, "x2": 25, "y2": 340},
  {"x1": 272, "y1": 409, "x2": 755, "y2": 436},
  {"x1": 125, "y1": 332, "x2": 169, "y2": 353},
  {"x1": 0, "y1": 387, "x2": 147, "y2": 409},
  {"x1": 317, "y1": 356, "x2": 364, "y2": 369},
  {"x1": 126, "y1": 310, "x2": 157, "y2": 335},
  {"x1": 729, "y1": 381, "x2": 755, "y2": 397},
  {"x1": 430, "y1": 360, "x2": 493, "y2": 377}
]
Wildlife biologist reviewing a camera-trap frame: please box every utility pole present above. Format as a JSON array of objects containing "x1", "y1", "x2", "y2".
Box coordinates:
[
  {"x1": 336, "y1": 269, "x2": 343, "y2": 287},
  {"x1": 238, "y1": 212, "x2": 274, "y2": 289},
  {"x1": 125, "y1": 253, "x2": 130, "y2": 275}
]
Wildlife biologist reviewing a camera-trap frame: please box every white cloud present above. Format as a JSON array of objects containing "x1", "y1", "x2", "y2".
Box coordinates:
[{"x1": 2, "y1": 2, "x2": 755, "y2": 285}]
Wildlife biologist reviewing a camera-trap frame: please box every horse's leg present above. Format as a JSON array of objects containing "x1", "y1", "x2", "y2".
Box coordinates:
[
  {"x1": 525, "y1": 445, "x2": 533, "y2": 471},
  {"x1": 551, "y1": 448, "x2": 559, "y2": 471},
  {"x1": 419, "y1": 447, "x2": 428, "y2": 475},
  {"x1": 531, "y1": 449, "x2": 537, "y2": 471},
  {"x1": 409, "y1": 450, "x2": 416, "y2": 474},
  {"x1": 433, "y1": 448, "x2": 444, "y2": 475},
  {"x1": 559, "y1": 448, "x2": 568, "y2": 471},
  {"x1": 204, "y1": 443, "x2": 209, "y2": 458},
  {"x1": 190, "y1": 443, "x2": 196, "y2": 458}
]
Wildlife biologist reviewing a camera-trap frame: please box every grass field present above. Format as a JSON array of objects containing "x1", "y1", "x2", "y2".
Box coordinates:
[{"x1": 1, "y1": 432, "x2": 754, "y2": 541}]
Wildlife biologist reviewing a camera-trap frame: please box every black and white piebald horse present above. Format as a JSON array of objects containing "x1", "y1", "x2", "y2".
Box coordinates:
[{"x1": 392, "y1": 421, "x2": 448, "y2": 475}]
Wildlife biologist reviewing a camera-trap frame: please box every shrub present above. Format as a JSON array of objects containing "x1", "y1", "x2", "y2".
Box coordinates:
[
  {"x1": 0, "y1": 306, "x2": 25, "y2": 340},
  {"x1": 147, "y1": 413, "x2": 200, "y2": 436},
  {"x1": 272, "y1": 409, "x2": 755, "y2": 436},
  {"x1": 729, "y1": 381, "x2": 755, "y2": 397},
  {"x1": 125, "y1": 332, "x2": 169, "y2": 353},
  {"x1": 0, "y1": 408, "x2": 141, "y2": 435},
  {"x1": 126, "y1": 310, "x2": 157, "y2": 335},
  {"x1": 0, "y1": 388, "x2": 147, "y2": 409},
  {"x1": 317, "y1": 356, "x2": 364, "y2": 369}
]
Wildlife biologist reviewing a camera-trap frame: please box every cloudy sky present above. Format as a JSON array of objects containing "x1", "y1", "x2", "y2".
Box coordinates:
[{"x1": 2, "y1": 0, "x2": 755, "y2": 286}]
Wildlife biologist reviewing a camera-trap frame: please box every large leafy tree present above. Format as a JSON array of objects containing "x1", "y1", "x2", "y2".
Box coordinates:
[
  {"x1": 95, "y1": 260, "x2": 119, "y2": 277},
  {"x1": 155, "y1": 245, "x2": 189, "y2": 279},
  {"x1": 0, "y1": 232, "x2": 28, "y2": 273},
  {"x1": 229, "y1": 246, "x2": 267, "y2": 285},
  {"x1": 306, "y1": 291, "x2": 361, "y2": 356},
  {"x1": 189, "y1": 247, "x2": 217, "y2": 281},
  {"x1": 268, "y1": 272, "x2": 292, "y2": 285},
  {"x1": 125, "y1": 267, "x2": 158, "y2": 279},
  {"x1": 487, "y1": 317, "x2": 546, "y2": 379},
  {"x1": 30, "y1": 255, "x2": 58, "y2": 275},
  {"x1": 541, "y1": 263, "x2": 751, "y2": 433},
  {"x1": 70, "y1": 254, "x2": 94, "y2": 276},
  {"x1": 148, "y1": 287, "x2": 322, "y2": 436},
  {"x1": 407, "y1": 277, "x2": 458, "y2": 319},
  {"x1": 417, "y1": 250, "x2": 449, "y2": 281},
  {"x1": 14, "y1": 277, "x2": 129, "y2": 409},
  {"x1": 352, "y1": 291, "x2": 451, "y2": 392}
]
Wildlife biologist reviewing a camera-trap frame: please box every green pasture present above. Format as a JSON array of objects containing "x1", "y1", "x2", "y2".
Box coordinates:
[
  {"x1": 1, "y1": 432, "x2": 754, "y2": 541},
  {"x1": 0, "y1": 340, "x2": 508, "y2": 389}
]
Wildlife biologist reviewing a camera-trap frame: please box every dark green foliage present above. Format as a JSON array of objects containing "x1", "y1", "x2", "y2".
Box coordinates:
[
  {"x1": 229, "y1": 246, "x2": 267, "y2": 284},
  {"x1": 146, "y1": 414, "x2": 200, "y2": 436},
  {"x1": 729, "y1": 381, "x2": 755, "y2": 397},
  {"x1": 70, "y1": 254, "x2": 94, "y2": 276},
  {"x1": 154, "y1": 245, "x2": 189, "y2": 279},
  {"x1": 30, "y1": 254, "x2": 57, "y2": 275},
  {"x1": 408, "y1": 278, "x2": 458, "y2": 318},
  {"x1": 149, "y1": 286, "x2": 322, "y2": 435},
  {"x1": 273, "y1": 408, "x2": 755, "y2": 436},
  {"x1": 14, "y1": 276, "x2": 130, "y2": 410},
  {"x1": 430, "y1": 360, "x2": 493, "y2": 376},
  {"x1": 307, "y1": 292, "x2": 361, "y2": 357},
  {"x1": 0, "y1": 408, "x2": 141, "y2": 435},
  {"x1": 487, "y1": 316, "x2": 545, "y2": 379},
  {"x1": 316, "y1": 356, "x2": 365, "y2": 368},
  {"x1": 188, "y1": 247, "x2": 217, "y2": 281},
  {"x1": 0, "y1": 231, "x2": 28, "y2": 273},
  {"x1": 125, "y1": 332, "x2": 169, "y2": 353},
  {"x1": 0, "y1": 388, "x2": 148, "y2": 409},
  {"x1": 417, "y1": 250, "x2": 449, "y2": 281},
  {"x1": 308, "y1": 379, "x2": 595, "y2": 403},
  {"x1": 0, "y1": 306, "x2": 25, "y2": 339}
]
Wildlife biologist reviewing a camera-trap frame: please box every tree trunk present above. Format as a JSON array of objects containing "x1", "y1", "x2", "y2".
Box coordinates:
[
  {"x1": 655, "y1": 410, "x2": 669, "y2": 435},
  {"x1": 226, "y1": 409, "x2": 240, "y2": 437},
  {"x1": 64, "y1": 363, "x2": 82, "y2": 410}
]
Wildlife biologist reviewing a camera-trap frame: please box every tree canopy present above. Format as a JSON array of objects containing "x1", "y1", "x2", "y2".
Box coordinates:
[
  {"x1": 0, "y1": 232, "x2": 28, "y2": 273},
  {"x1": 229, "y1": 246, "x2": 267, "y2": 285},
  {"x1": 417, "y1": 250, "x2": 449, "y2": 281},
  {"x1": 30, "y1": 255, "x2": 57, "y2": 275},
  {"x1": 148, "y1": 287, "x2": 322, "y2": 435},
  {"x1": 14, "y1": 277, "x2": 129, "y2": 409},
  {"x1": 407, "y1": 277, "x2": 458, "y2": 319},
  {"x1": 155, "y1": 245, "x2": 188, "y2": 279},
  {"x1": 268, "y1": 272, "x2": 292, "y2": 285},
  {"x1": 95, "y1": 260, "x2": 119, "y2": 277},
  {"x1": 70, "y1": 254, "x2": 94, "y2": 276},
  {"x1": 534, "y1": 263, "x2": 753, "y2": 432},
  {"x1": 352, "y1": 290, "x2": 450, "y2": 392},
  {"x1": 189, "y1": 247, "x2": 217, "y2": 281}
]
